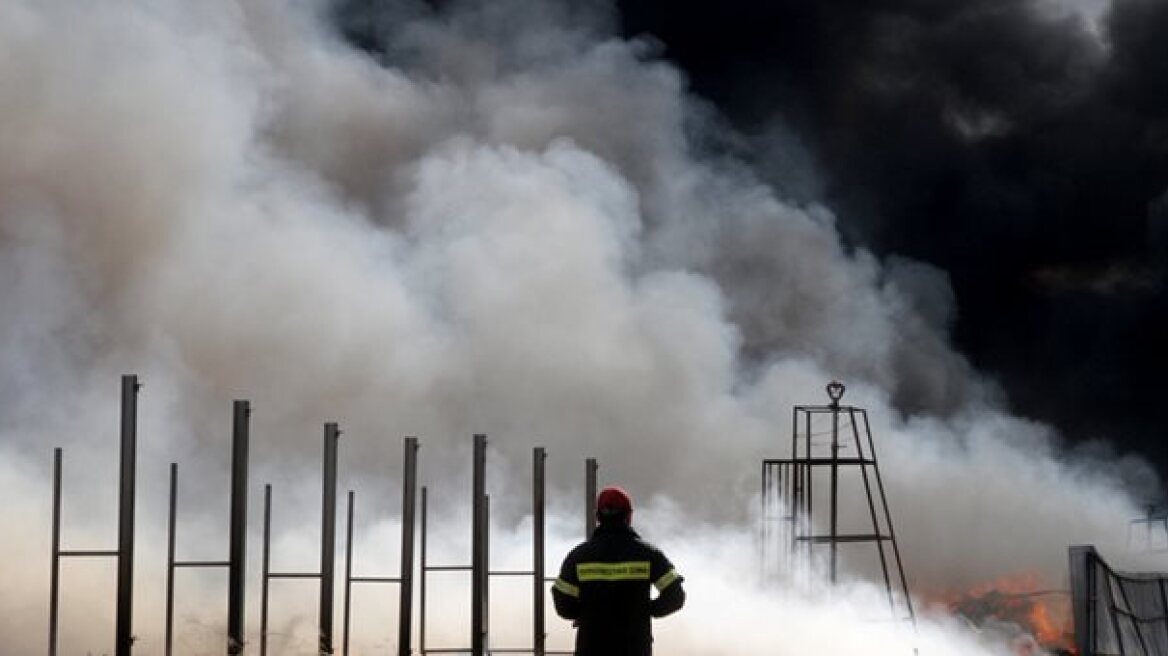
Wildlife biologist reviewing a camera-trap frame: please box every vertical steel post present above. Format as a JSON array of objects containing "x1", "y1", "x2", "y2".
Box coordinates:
[
  {"x1": 166, "y1": 463, "x2": 178, "y2": 656},
  {"x1": 419, "y1": 486, "x2": 428, "y2": 656},
  {"x1": 533, "y1": 448, "x2": 546, "y2": 656},
  {"x1": 794, "y1": 406, "x2": 803, "y2": 560},
  {"x1": 343, "y1": 491, "x2": 355, "y2": 656},
  {"x1": 1086, "y1": 549, "x2": 1097, "y2": 656},
  {"x1": 829, "y1": 404, "x2": 840, "y2": 584},
  {"x1": 760, "y1": 461, "x2": 768, "y2": 579},
  {"x1": 116, "y1": 374, "x2": 139, "y2": 656},
  {"x1": 49, "y1": 447, "x2": 62, "y2": 656},
  {"x1": 227, "y1": 400, "x2": 250, "y2": 655},
  {"x1": 759, "y1": 461, "x2": 765, "y2": 578},
  {"x1": 585, "y1": 458, "x2": 598, "y2": 539},
  {"x1": 471, "y1": 434, "x2": 487, "y2": 656},
  {"x1": 261, "y1": 484, "x2": 272, "y2": 656},
  {"x1": 320, "y1": 423, "x2": 341, "y2": 655},
  {"x1": 399, "y1": 437, "x2": 419, "y2": 656},
  {"x1": 484, "y1": 495, "x2": 491, "y2": 646},
  {"x1": 481, "y1": 439, "x2": 490, "y2": 655},
  {"x1": 803, "y1": 411, "x2": 813, "y2": 565}
]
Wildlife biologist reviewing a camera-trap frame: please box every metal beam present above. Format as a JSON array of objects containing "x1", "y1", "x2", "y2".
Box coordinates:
[
  {"x1": 260, "y1": 484, "x2": 271, "y2": 656},
  {"x1": 343, "y1": 491, "x2": 355, "y2": 656},
  {"x1": 829, "y1": 403, "x2": 840, "y2": 584},
  {"x1": 533, "y1": 448, "x2": 546, "y2": 656},
  {"x1": 116, "y1": 374, "x2": 140, "y2": 656},
  {"x1": 49, "y1": 447, "x2": 62, "y2": 656},
  {"x1": 471, "y1": 434, "x2": 487, "y2": 656},
  {"x1": 166, "y1": 463, "x2": 177, "y2": 656},
  {"x1": 227, "y1": 400, "x2": 250, "y2": 655},
  {"x1": 320, "y1": 423, "x2": 341, "y2": 655},
  {"x1": 419, "y1": 486, "x2": 428, "y2": 656},
  {"x1": 399, "y1": 437, "x2": 419, "y2": 656}
]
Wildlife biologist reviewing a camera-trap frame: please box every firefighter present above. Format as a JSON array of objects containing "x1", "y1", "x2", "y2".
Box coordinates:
[{"x1": 551, "y1": 486, "x2": 686, "y2": 656}]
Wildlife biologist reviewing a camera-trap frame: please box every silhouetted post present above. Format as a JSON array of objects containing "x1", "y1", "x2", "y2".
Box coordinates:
[
  {"x1": 585, "y1": 458, "x2": 598, "y2": 539},
  {"x1": 49, "y1": 447, "x2": 62, "y2": 656},
  {"x1": 485, "y1": 494, "x2": 491, "y2": 645},
  {"x1": 165, "y1": 463, "x2": 178, "y2": 656},
  {"x1": 227, "y1": 400, "x2": 250, "y2": 654},
  {"x1": 827, "y1": 381, "x2": 843, "y2": 584},
  {"x1": 260, "y1": 484, "x2": 272, "y2": 656},
  {"x1": 471, "y1": 434, "x2": 487, "y2": 656},
  {"x1": 320, "y1": 423, "x2": 341, "y2": 655},
  {"x1": 116, "y1": 374, "x2": 140, "y2": 656},
  {"x1": 399, "y1": 437, "x2": 419, "y2": 656},
  {"x1": 343, "y1": 490, "x2": 355, "y2": 656},
  {"x1": 533, "y1": 447, "x2": 547, "y2": 656},
  {"x1": 419, "y1": 486, "x2": 428, "y2": 656}
]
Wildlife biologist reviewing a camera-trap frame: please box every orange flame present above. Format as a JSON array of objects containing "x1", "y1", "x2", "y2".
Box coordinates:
[{"x1": 926, "y1": 572, "x2": 1076, "y2": 654}]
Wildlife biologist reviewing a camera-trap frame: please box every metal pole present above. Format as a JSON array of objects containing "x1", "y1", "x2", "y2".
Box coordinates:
[
  {"x1": 166, "y1": 463, "x2": 177, "y2": 656},
  {"x1": 116, "y1": 374, "x2": 139, "y2": 656},
  {"x1": 850, "y1": 410, "x2": 894, "y2": 615},
  {"x1": 829, "y1": 405, "x2": 840, "y2": 584},
  {"x1": 585, "y1": 458, "x2": 597, "y2": 539},
  {"x1": 803, "y1": 411, "x2": 813, "y2": 566},
  {"x1": 399, "y1": 437, "x2": 419, "y2": 656},
  {"x1": 420, "y1": 486, "x2": 428, "y2": 656},
  {"x1": 49, "y1": 447, "x2": 62, "y2": 656},
  {"x1": 227, "y1": 400, "x2": 250, "y2": 655},
  {"x1": 261, "y1": 484, "x2": 271, "y2": 656},
  {"x1": 343, "y1": 491, "x2": 354, "y2": 656},
  {"x1": 320, "y1": 423, "x2": 341, "y2": 655},
  {"x1": 471, "y1": 434, "x2": 486, "y2": 656},
  {"x1": 860, "y1": 411, "x2": 915, "y2": 626},
  {"x1": 484, "y1": 495, "x2": 491, "y2": 648},
  {"x1": 760, "y1": 461, "x2": 768, "y2": 579},
  {"x1": 1085, "y1": 549, "x2": 1097, "y2": 656},
  {"x1": 533, "y1": 448, "x2": 546, "y2": 656},
  {"x1": 794, "y1": 406, "x2": 803, "y2": 560}
]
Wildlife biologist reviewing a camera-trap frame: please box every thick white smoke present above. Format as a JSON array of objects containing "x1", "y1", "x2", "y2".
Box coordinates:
[{"x1": 0, "y1": 0, "x2": 1154, "y2": 653}]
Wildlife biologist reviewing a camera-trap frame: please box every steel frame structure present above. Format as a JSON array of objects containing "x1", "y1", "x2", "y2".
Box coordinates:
[
  {"x1": 46, "y1": 377, "x2": 601, "y2": 655},
  {"x1": 260, "y1": 422, "x2": 342, "y2": 656},
  {"x1": 419, "y1": 437, "x2": 594, "y2": 656},
  {"x1": 761, "y1": 382, "x2": 915, "y2": 625},
  {"x1": 340, "y1": 436, "x2": 419, "y2": 656},
  {"x1": 164, "y1": 399, "x2": 251, "y2": 655},
  {"x1": 48, "y1": 375, "x2": 140, "y2": 656}
]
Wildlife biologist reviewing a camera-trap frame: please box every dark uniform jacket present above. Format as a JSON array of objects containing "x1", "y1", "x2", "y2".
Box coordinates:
[{"x1": 551, "y1": 523, "x2": 685, "y2": 656}]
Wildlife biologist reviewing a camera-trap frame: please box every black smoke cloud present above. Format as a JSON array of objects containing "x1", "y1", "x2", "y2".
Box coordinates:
[{"x1": 616, "y1": 0, "x2": 1168, "y2": 478}]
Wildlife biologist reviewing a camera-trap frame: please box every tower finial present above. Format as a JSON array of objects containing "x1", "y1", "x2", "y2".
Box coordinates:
[{"x1": 826, "y1": 381, "x2": 845, "y2": 408}]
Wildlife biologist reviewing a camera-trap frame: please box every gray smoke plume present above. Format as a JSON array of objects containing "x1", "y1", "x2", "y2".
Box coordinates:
[{"x1": 0, "y1": 0, "x2": 1154, "y2": 653}]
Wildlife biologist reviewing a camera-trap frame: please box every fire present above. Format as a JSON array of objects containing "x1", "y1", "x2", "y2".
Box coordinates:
[{"x1": 926, "y1": 572, "x2": 1077, "y2": 655}]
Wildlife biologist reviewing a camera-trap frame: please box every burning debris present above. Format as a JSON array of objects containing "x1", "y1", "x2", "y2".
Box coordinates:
[{"x1": 929, "y1": 572, "x2": 1075, "y2": 655}]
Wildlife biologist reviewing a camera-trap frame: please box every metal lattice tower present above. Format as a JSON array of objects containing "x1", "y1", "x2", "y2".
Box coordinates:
[
  {"x1": 761, "y1": 381, "x2": 915, "y2": 625},
  {"x1": 1128, "y1": 504, "x2": 1168, "y2": 552}
]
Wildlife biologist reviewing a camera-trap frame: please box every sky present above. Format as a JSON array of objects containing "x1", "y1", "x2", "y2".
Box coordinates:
[
  {"x1": 610, "y1": 0, "x2": 1168, "y2": 481},
  {"x1": 1, "y1": 0, "x2": 1166, "y2": 653}
]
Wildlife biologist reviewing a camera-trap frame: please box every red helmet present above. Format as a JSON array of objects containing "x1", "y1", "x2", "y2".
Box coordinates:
[{"x1": 596, "y1": 486, "x2": 633, "y2": 524}]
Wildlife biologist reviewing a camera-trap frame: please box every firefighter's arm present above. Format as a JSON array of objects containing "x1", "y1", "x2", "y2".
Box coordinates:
[
  {"x1": 649, "y1": 577, "x2": 685, "y2": 618},
  {"x1": 649, "y1": 553, "x2": 685, "y2": 618},
  {"x1": 552, "y1": 554, "x2": 581, "y2": 620}
]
